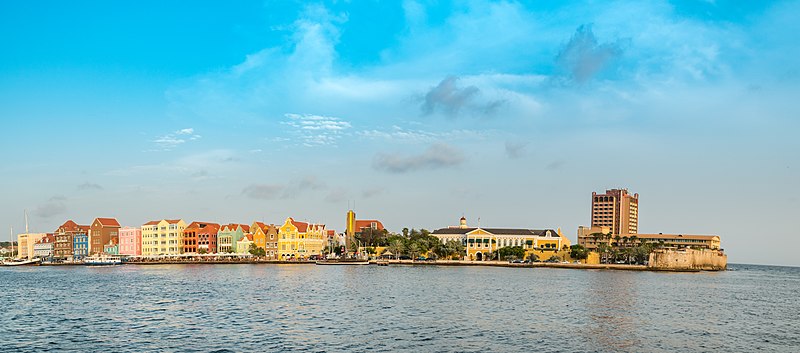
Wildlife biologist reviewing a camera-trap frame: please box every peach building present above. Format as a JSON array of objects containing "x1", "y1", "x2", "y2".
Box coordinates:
[{"x1": 591, "y1": 189, "x2": 638, "y2": 236}]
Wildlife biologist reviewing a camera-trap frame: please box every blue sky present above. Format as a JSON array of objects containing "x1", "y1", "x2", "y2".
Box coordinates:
[{"x1": 1, "y1": 1, "x2": 798, "y2": 266}]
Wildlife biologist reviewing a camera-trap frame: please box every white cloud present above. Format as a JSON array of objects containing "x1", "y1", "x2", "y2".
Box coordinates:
[
  {"x1": 152, "y1": 128, "x2": 202, "y2": 151},
  {"x1": 282, "y1": 114, "x2": 351, "y2": 147}
]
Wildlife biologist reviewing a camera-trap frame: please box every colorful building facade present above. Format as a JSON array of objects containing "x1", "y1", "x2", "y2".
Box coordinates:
[
  {"x1": 89, "y1": 218, "x2": 121, "y2": 255},
  {"x1": 251, "y1": 222, "x2": 279, "y2": 259},
  {"x1": 217, "y1": 224, "x2": 250, "y2": 253},
  {"x1": 33, "y1": 234, "x2": 55, "y2": 260},
  {"x1": 141, "y1": 219, "x2": 187, "y2": 256},
  {"x1": 118, "y1": 227, "x2": 142, "y2": 256},
  {"x1": 432, "y1": 217, "x2": 571, "y2": 261},
  {"x1": 73, "y1": 233, "x2": 89, "y2": 260},
  {"x1": 278, "y1": 217, "x2": 325, "y2": 260},
  {"x1": 183, "y1": 222, "x2": 220, "y2": 254},
  {"x1": 53, "y1": 220, "x2": 88, "y2": 260}
]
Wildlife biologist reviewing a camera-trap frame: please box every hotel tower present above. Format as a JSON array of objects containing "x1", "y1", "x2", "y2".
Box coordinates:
[{"x1": 591, "y1": 188, "x2": 638, "y2": 236}]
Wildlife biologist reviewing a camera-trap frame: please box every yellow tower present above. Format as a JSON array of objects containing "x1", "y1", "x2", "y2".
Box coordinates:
[{"x1": 346, "y1": 210, "x2": 356, "y2": 237}]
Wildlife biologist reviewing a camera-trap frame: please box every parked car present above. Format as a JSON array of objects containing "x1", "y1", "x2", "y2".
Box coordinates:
[{"x1": 399, "y1": 255, "x2": 412, "y2": 260}]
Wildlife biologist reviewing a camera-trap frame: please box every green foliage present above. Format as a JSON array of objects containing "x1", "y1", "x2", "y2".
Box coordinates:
[
  {"x1": 570, "y1": 244, "x2": 589, "y2": 260},
  {"x1": 198, "y1": 248, "x2": 207, "y2": 254},
  {"x1": 248, "y1": 243, "x2": 266, "y2": 257},
  {"x1": 497, "y1": 246, "x2": 526, "y2": 261}
]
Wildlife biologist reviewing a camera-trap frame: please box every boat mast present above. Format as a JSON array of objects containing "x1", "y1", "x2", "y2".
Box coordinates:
[{"x1": 24, "y1": 209, "x2": 29, "y2": 234}]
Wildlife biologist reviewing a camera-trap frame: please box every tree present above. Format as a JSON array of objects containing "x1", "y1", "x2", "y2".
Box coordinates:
[
  {"x1": 388, "y1": 240, "x2": 404, "y2": 259},
  {"x1": 198, "y1": 248, "x2": 207, "y2": 254},
  {"x1": 570, "y1": 244, "x2": 589, "y2": 261},
  {"x1": 407, "y1": 242, "x2": 420, "y2": 259},
  {"x1": 248, "y1": 243, "x2": 266, "y2": 257},
  {"x1": 497, "y1": 246, "x2": 526, "y2": 261},
  {"x1": 526, "y1": 253, "x2": 539, "y2": 262}
]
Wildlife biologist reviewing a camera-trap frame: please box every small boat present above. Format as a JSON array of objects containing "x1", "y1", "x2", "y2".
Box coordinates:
[
  {"x1": 315, "y1": 259, "x2": 370, "y2": 265},
  {"x1": 375, "y1": 260, "x2": 389, "y2": 266},
  {"x1": 2, "y1": 258, "x2": 41, "y2": 266},
  {"x1": 84, "y1": 255, "x2": 122, "y2": 266}
]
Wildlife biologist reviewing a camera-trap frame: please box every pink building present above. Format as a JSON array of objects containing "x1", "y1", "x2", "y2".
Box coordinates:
[{"x1": 118, "y1": 226, "x2": 142, "y2": 256}]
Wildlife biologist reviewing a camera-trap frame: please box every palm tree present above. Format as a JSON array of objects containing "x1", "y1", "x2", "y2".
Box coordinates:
[
  {"x1": 407, "y1": 242, "x2": 420, "y2": 259},
  {"x1": 388, "y1": 240, "x2": 404, "y2": 260}
]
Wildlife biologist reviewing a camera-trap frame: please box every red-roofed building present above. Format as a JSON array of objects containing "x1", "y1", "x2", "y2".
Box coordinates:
[
  {"x1": 183, "y1": 222, "x2": 220, "y2": 254},
  {"x1": 251, "y1": 222, "x2": 279, "y2": 259},
  {"x1": 33, "y1": 234, "x2": 56, "y2": 259},
  {"x1": 53, "y1": 219, "x2": 89, "y2": 260},
  {"x1": 278, "y1": 217, "x2": 326, "y2": 260},
  {"x1": 89, "y1": 217, "x2": 121, "y2": 255},
  {"x1": 345, "y1": 210, "x2": 386, "y2": 248}
]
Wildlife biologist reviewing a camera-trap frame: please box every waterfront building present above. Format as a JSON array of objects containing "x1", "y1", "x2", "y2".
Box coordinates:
[
  {"x1": 118, "y1": 227, "x2": 142, "y2": 256},
  {"x1": 345, "y1": 209, "x2": 385, "y2": 247},
  {"x1": 89, "y1": 218, "x2": 121, "y2": 255},
  {"x1": 591, "y1": 188, "x2": 638, "y2": 236},
  {"x1": 432, "y1": 217, "x2": 570, "y2": 261},
  {"x1": 251, "y1": 222, "x2": 279, "y2": 259},
  {"x1": 183, "y1": 222, "x2": 220, "y2": 254},
  {"x1": 33, "y1": 234, "x2": 55, "y2": 260},
  {"x1": 141, "y1": 219, "x2": 187, "y2": 256},
  {"x1": 236, "y1": 234, "x2": 254, "y2": 254},
  {"x1": 576, "y1": 225, "x2": 612, "y2": 251},
  {"x1": 17, "y1": 232, "x2": 46, "y2": 260},
  {"x1": 626, "y1": 233, "x2": 721, "y2": 250},
  {"x1": 73, "y1": 233, "x2": 89, "y2": 260},
  {"x1": 217, "y1": 224, "x2": 250, "y2": 253},
  {"x1": 278, "y1": 217, "x2": 326, "y2": 260},
  {"x1": 103, "y1": 239, "x2": 119, "y2": 255},
  {"x1": 53, "y1": 220, "x2": 89, "y2": 260}
]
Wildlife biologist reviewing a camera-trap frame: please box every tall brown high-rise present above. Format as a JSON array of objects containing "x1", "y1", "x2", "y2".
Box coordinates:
[{"x1": 591, "y1": 189, "x2": 638, "y2": 235}]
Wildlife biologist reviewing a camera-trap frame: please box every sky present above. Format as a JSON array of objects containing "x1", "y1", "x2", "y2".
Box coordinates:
[{"x1": 1, "y1": 0, "x2": 798, "y2": 266}]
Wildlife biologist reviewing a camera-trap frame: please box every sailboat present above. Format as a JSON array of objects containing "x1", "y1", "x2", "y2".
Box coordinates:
[{"x1": 2, "y1": 222, "x2": 40, "y2": 266}]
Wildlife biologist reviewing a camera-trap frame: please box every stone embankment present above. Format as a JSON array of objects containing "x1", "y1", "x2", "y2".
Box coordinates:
[{"x1": 647, "y1": 248, "x2": 727, "y2": 271}]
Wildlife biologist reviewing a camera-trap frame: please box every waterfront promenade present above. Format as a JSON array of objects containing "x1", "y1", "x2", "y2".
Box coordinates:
[{"x1": 32, "y1": 258, "x2": 706, "y2": 271}]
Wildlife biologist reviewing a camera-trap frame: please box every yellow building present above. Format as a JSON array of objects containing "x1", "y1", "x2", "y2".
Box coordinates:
[
  {"x1": 277, "y1": 217, "x2": 326, "y2": 260},
  {"x1": 141, "y1": 219, "x2": 187, "y2": 256},
  {"x1": 431, "y1": 217, "x2": 570, "y2": 261},
  {"x1": 17, "y1": 233, "x2": 46, "y2": 260}
]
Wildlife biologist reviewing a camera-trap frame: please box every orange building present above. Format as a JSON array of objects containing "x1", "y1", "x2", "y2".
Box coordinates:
[
  {"x1": 183, "y1": 222, "x2": 220, "y2": 254},
  {"x1": 251, "y1": 222, "x2": 279, "y2": 259}
]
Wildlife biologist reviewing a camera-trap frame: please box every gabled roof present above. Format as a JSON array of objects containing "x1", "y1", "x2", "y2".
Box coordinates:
[
  {"x1": 94, "y1": 218, "x2": 120, "y2": 227},
  {"x1": 165, "y1": 219, "x2": 182, "y2": 224},
  {"x1": 326, "y1": 230, "x2": 335, "y2": 236},
  {"x1": 289, "y1": 218, "x2": 309, "y2": 233},
  {"x1": 144, "y1": 220, "x2": 160, "y2": 226},
  {"x1": 244, "y1": 234, "x2": 253, "y2": 242}
]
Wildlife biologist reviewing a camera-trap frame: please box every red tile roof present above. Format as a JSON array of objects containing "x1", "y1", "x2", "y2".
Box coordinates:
[
  {"x1": 289, "y1": 218, "x2": 309, "y2": 233},
  {"x1": 245, "y1": 234, "x2": 253, "y2": 241},
  {"x1": 144, "y1": 220, "x2": 160, "y2": 226},
  {"x1": 165, "y1": 219, "x2": 182, "y2": 224},
  {"x1": 95, "y1": 218, "x2": 121, "y2": 227},
  {"x1": 354, "y1": 220, "x2": 384, "y2": 231}
]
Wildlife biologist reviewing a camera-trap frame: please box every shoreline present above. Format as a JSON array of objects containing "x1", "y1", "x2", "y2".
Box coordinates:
[{"x1": 28, "y1": 259, "x2": 721, "y2": 272}]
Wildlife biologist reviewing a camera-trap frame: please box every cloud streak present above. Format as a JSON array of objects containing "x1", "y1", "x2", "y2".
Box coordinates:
[{"x1": 373, "y1": 143, "x2": 465, "y2": 173}]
